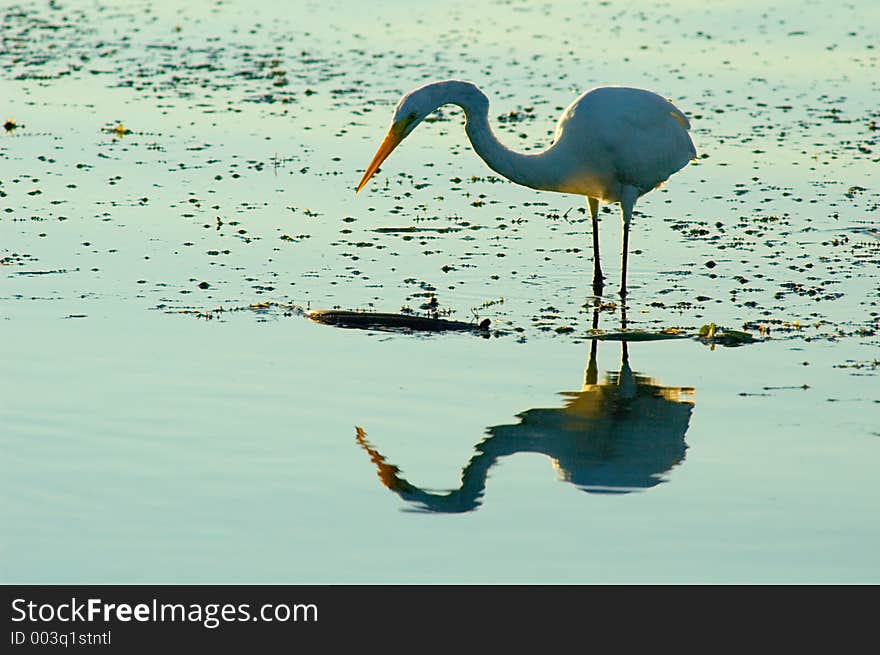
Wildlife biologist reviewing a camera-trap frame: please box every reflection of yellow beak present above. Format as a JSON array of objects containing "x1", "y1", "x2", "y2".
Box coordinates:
[{"x1": 355, "y1": 120, "x2": 408, "y2": 193}]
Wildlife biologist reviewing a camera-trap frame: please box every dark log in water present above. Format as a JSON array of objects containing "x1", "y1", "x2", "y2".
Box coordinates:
[{"x1": 306, "y1": 309, "x2": 490, "y2": 333}]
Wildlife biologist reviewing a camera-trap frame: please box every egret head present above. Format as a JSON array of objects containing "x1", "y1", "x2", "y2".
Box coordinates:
[{"x1": 355, "y1": 87, "x2": 434, "y2": 193}]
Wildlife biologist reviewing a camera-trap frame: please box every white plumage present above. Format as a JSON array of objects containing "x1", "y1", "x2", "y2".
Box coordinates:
[{"x1": 356, "y1": 80, "x2": 696, "y2": 297}]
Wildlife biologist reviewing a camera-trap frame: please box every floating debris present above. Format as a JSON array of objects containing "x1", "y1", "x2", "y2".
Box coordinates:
[
  {"x1": 698, "y1": 323, "x2": 757, "y2": 347},
  {"x1": 106, "y1": 123, "x2": 131, "y2": 137},
  {"x1": 595, "y1": 329, "x2": 690, "y2": 342},
  {"x1": 14, "y1": 268, "x2": 70, "y2": 275},
  {"x1": 307, "y1": 309, "x2": 491, "y2": 334}
]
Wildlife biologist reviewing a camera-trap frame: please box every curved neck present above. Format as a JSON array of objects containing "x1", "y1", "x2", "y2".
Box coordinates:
[
  {"x1": 425, "y1": 81, "x2": 559, "y2": 190},
  {"x1": 356, "y1": 425, "x2": 495, "y2": 513}
]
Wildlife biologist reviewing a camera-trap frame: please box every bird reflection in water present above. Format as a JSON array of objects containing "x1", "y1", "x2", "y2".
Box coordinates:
[{"x1": 356, "y1": 308, "x2": 695, "y2": 513}]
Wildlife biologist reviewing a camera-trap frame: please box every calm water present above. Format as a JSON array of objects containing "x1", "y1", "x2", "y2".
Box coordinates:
[{"x1": 2, "y1": 0, "x2": 878, "y2": 583}]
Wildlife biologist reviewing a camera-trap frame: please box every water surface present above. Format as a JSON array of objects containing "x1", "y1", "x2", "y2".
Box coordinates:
[{"x1": 2, "y1": 0, "x2": 878, "y2": 583}]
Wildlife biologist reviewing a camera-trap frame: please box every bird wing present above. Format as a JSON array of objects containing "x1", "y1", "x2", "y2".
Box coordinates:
[
  {"x1": 598, "y1": 91, "x2": 697, "y2": 193},
  {"x1": 556, "y1": 86, "x2": 696, "y2": 197}
]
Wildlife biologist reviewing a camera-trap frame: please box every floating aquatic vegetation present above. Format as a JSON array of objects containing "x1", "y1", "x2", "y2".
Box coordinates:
[{"x1": 698, "y1": 323, "x2": 757, "y2": 347}]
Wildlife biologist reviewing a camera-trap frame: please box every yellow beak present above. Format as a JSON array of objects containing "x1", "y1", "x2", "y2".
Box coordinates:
[{"x1": 355, "y1": 121, "x2": 407, "y2": 193}]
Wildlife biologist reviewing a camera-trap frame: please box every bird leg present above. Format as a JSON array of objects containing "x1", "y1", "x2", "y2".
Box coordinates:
[
  {"x1": 621, "y1": 222, "x2": 630, "y2": 298},
  {"x1": 619, "y1": 186, "x2": 639, "y2": 299},
  {"x1": 587, "y1": 197, "x2": 604, "y2": 296},
  {"x1": 583, "y1": 300, "x2": 601, "y2": 387}
]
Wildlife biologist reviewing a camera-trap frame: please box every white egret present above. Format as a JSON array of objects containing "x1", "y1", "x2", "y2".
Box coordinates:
[{"x1": 356, "y1": 80, "x2": 696, "y2": 297}]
